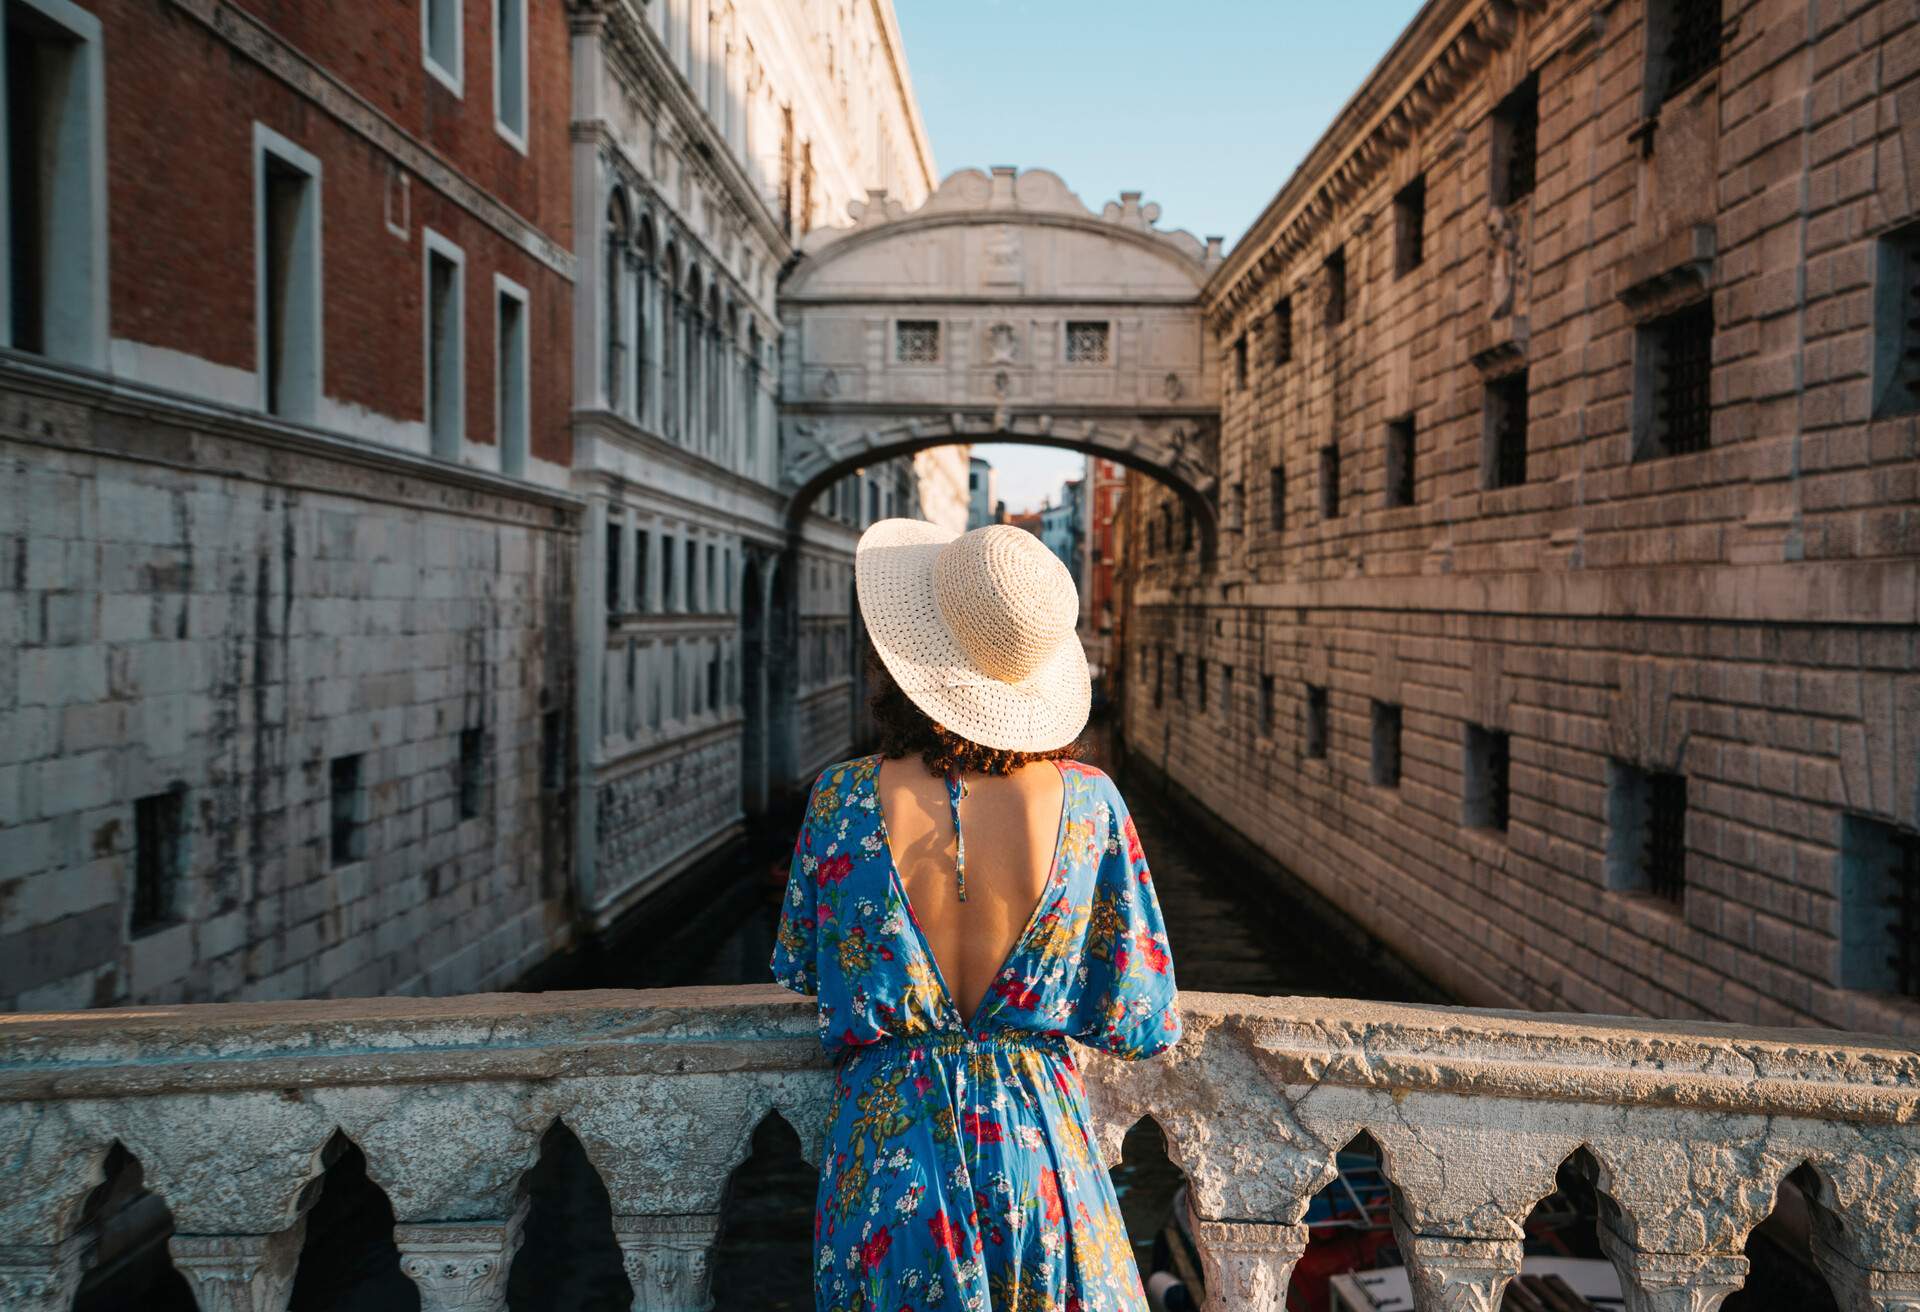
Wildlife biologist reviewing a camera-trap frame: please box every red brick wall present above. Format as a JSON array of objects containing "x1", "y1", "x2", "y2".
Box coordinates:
[{"x1": 95, "y1": 0, "x2": 573, "y2": 465}]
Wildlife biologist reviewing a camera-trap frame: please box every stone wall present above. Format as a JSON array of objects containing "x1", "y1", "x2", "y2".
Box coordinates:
[
  {"x1": 0, "y1": 367, "x2": 578, "y2": 1011},
  {"x1": 0, "y1": 986, "x2": 1915, "y2": 1311},
  {"x1": 1124, "y1": 0, "x2": 1920, "y2": 1035}
]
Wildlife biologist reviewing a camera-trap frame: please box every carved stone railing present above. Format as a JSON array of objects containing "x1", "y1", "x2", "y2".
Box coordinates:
[{"x1": 1, "y1": 987, "x2": 1916, "y2": 1311}]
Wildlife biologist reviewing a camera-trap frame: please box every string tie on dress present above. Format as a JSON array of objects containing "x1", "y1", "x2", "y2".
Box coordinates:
[{"x1": 945, "y1": 771, "x2": 969, "y2": 901}]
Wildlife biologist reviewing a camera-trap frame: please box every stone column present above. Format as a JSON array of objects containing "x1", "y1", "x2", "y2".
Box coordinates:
[
  {"x1": 1189, "y1": 1216, "x2": 1306, "y2": 1312},
  {"x1": 168, "y1": 1229, "x2": 304, "y2": 1312},
  {"x1": 1596, "y1": 1224, "x2": 1748, "y2": 1312},
  {"x1": 612, "y1": 1213, "x2": 719, "y2": 1312},
  {"x1": 0, "y1": 1238, "x2": 88, "y2": 1312},
  {"x1": 394, "y1": 1219, "x2": 526, "y2": 1312},
  {"x1": 1392, "y1": 1211, "x2": 1523, "y2": 1312}
]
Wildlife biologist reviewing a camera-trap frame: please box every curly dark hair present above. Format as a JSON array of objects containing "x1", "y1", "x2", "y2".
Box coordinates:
[{"x1": 866, "y1": 642, "x2": 1083, "y2": 778}]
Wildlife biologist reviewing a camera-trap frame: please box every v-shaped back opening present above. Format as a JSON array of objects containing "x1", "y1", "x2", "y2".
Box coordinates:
[{"x1": 869, "y1": 756, "x2": 1070, "y2": 1028}]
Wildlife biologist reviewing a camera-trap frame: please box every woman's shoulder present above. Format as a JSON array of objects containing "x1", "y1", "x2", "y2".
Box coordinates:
[{"x1": 803, "y1": 753, "x2": 884, "y2": 820}]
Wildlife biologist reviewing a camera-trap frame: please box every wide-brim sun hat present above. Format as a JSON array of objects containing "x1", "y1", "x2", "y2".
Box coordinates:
[{"x1": 855, "y1": 518, "x2": 1091, "y2": 753}]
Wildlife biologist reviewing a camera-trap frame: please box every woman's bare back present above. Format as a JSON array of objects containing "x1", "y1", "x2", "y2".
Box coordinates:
[{"x1": 874, "y1": 756, "x2": 1067, "y2": 1021}]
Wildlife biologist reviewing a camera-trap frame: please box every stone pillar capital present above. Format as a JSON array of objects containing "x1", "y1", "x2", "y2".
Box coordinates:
[
  {"x1": 395, "y1": 1220, "x2": 526, "y2": 1312},
  {"x1": 0, "y1": 1237, "x2": 89, "y2": 1312},
  {"x1": 169, "y1": 1229, "x2": 305, "y2": 1312},
  {"x1": 1596, "y1": 1223, "x2": 1749, "y2": 1312},
  {"x1": 613, "y1": 1213, "x2": 720, "y2": 1312},
  {"x1": 1391, "y1": 1212, "x2": 1523, "y2": 1312},
  {"x1": 1188, "y1": 1214, "x2": 1307, "y2": 1312}
]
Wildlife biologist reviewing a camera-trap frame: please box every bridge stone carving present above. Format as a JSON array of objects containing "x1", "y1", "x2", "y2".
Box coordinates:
[{"x1": 777, "y1": 166, "x2": 1223, "y2": 548}]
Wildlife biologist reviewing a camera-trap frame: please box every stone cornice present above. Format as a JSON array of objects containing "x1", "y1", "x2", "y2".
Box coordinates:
[
  {"x1": 1204, "y1": 0, "x2": 1557, "y2": 332},
  {"x1": 866, "y1": 0, "x2": 939, "y2": 196}
]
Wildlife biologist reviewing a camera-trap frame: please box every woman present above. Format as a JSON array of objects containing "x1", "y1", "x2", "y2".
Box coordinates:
[{"x1": 772, "y1": 518, "x2": 1181, "y2": 1312}]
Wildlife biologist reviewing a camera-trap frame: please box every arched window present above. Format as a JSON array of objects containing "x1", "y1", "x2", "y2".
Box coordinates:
[
  {"x1": 634, "y1": 217, "x2": 656, "y2": 423},
  {"x1": 604, "y1": 190, "x2": 630, "y2": 409}
]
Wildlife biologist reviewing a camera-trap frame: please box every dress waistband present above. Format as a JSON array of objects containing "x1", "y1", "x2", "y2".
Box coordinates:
[{"x1": 862, "y1": 1028, "x2": 1068, "y2": 1057}]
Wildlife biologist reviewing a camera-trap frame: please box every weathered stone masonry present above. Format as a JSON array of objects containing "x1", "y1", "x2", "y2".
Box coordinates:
[{"x1": 1124, "y1": 0, "x2": 1920, "y2": 1035}]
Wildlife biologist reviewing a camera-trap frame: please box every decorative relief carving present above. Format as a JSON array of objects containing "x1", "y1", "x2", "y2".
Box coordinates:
[
  {"x1": 983, "y1": 226, "x2": 1024, "y2": 287},
  {"x1": 1487, "y1": 204, "x2": 1524, "y2": 318},
  {"x1": 986, "y1": 321, "x2": 1018, "y2": 364},
  {"x1": 1392, "y1": 1224, "x2": 1523, "y2": 1312},
  {"x1": 170, "y1": 1232, "x2": 303, "y2": 1312},
  {"x1": 395, "y1": 1223, "x2": 522, "y2": 1312},
  {"x1": 614, "y1": 1213, "x2": 721, "y2": 1312},
  {"x1": 1189, "y1": 1216, "x2": 1307, "y2": 1312}
]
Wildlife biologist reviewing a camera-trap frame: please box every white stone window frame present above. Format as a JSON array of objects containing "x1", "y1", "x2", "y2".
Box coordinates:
[
  {"x1": 893, "y1": 317, "x2": 941, "y2": 366},
  {"x1": 1063, "y1": 319, "x2": 1112, "y2": 367},
  {"x1": 492, "y1": 0, "x2": 527, "y2": 153},
  {"x1": 0, "y1": 0, "x2": 109, "y2": 368},
  {"x1": 422, "y1": 0, "x2": 464, "y2": 98},
  {"x1": 493, "y1": 272, "x2": 530, "y2": 477},
  {"x1": 252, "y1": 124, "x2": 324, "y2": 423},
  {"x1": 421, "y1": 226, "x2": 467, "y2": 461}
]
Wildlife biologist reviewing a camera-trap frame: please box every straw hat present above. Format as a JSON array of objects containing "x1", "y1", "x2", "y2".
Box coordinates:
[{"x1": 855, "y1": 518, "x2": 1090, "y2": 753}]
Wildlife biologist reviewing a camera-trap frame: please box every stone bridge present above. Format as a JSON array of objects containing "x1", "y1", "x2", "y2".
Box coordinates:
[
  {"x1": 3, "y1": 987, "x2": 1918, "y2": 1311},
  {"x1": 777, "y1": 167, "x2": 1224, "y2": 554}
]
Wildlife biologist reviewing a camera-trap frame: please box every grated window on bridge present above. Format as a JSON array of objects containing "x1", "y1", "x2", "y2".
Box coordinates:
[
  {"x1": 1636, "y1": 300, "x2": 1713, "y2": 460},
  {"x1": 1656, "y1": 0, "x2": 1722, "y2": 103},
  {"x1": 132, "y1": 788, "x2": 186, "y2": 935},
  {"x1": 1370, "y1": 700, "x2": 1402, "y2": 788},
  {"x1": 1608, "y1": 761, "x2": 1687, "y2": 905},
  {"x1": 1065, "y1": 320, "x2": 1110, "y2": 365},
  {"x1": 1464, "y1": 724, "x2": 1511, "y2": 833},
  {"x1": 1493, "y1": 75, "x2": 1540, "y2": 206},
  {"x1": 1485, "y1": 370, "x2": 1531, "y2": 489},
  {"x1": 1871, "y1": 221, "x2": 1920, "y2": 418},
  {"x1": 330, "y1": 754, "x2": 366, "y2": 867},
  {"x1": 894, "y1": 319, "x2": 940, "y2": 364},
  {"x1": 1840, "y1": 815, "x2": 1920, "y2": 997},
  {"x1": 1304, "y1": 684, "x2": 1329, "y2": 760}
]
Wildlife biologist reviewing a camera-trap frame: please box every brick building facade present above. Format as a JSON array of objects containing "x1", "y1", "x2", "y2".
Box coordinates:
[
  {"x1": 1123, "y1": 0, "x2": 1920, "y2": 1034},
  {"x1": 0, "y1": 0, "x2": 580, "y2": 1008}
]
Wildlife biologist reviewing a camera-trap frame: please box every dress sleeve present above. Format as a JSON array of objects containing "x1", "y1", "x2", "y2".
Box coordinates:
[
  {"x1": 770, "y1": 774, "x2": 825, "y2": 996},
  {"x1": 1073, "y1": 781, "x2": 1181, "y2": 1059}
]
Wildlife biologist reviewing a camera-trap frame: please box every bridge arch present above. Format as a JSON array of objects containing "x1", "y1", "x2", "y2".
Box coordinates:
[{"x1": 777, "y1": 166, "x2": 1225, "y2": 556}]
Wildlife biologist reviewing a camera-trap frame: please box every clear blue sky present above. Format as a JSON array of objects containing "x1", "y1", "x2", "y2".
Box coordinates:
[{"x1": 892, "y1": 0, "x2": 1423, "y2": 513}]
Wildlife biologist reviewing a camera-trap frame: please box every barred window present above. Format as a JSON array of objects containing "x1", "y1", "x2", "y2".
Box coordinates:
[
  {"x1": 132, "y1": 790, "x2": 186, "y2": 934},
  {"x1": 1371, "y1": 701, "x2": 1402, "y2": 788},
  {"x1": 1234, "y1": 334, "x2": 1249, "y2": 390},
  {"x1": 1840, "y1": 815, "x2": 1920, "y2": 996},
  {"x1": 1324, "y1": 248, "x2": 1348, "y2": 327},
  {"x1": 1260, "y1": 674, "x2": 1276, "y2": 736},
  {"x1": 1269, "y1": 464, "x2": 1286, "y2": 533},
  {"x1": 1064, "y1": 320, "x2": 1110, "y2": 364},
  {"x1": 1608, "y1": 762, "x2": 1687, "y2": 905},
  {"x1": 895, "y1": 319, "x2": 940, "y2": 364},
  {"x1": 1273, "y1": 296, "x2": 1294, "y2": 365},
  {"x1": 1393, "y1": 176, "x2": 1426, "y2": 278},
  {"x1": 1385, "y1": 417, "x2": 1416, "y2": 508},
  {"x1": 1464, "y1": 725, "x2": 1511, "y2": 832},
  {"x1": 1638, "y1": 301, "x2": 1714, "y2": 459},
  {"x1": 1319, "y1": 444, "x2": 1342, "y2": 519},
  {"x1": 1872, "y1": 222, "x2": 1920, "y2": 418},
  {"x1": 1494, "y1": 76, "x2": 1540, "y2": 206},
  {"x1": 1485, "y1": 371, "x2": 1530, "y2": 489},
  {"x1": 1305, "y1": 685, "x2": 1329, "y2": 759},
  {"x1": 1656, "y1": 0, "x2": 1722, "y2": 103}
]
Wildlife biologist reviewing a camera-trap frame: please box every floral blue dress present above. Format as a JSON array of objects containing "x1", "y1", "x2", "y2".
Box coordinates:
[{"x1": 771, "y1": 753, "x2": 1182, "y2": 1312}]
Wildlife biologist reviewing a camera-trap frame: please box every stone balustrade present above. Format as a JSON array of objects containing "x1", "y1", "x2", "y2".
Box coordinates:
[{"x1": 1, "y1": 986, "x2": 1916, "y2": 1312}]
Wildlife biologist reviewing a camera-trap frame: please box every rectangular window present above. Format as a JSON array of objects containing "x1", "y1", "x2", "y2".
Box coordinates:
[
  {"x1": 1196, "y1": 659, "x2": 1208, "y2": 713},
  {"x1": 1371, "y1": 701, "x2": 1402, "y2": 788},
  {"x1": 540, "y1": 708, "x2": 565, "y2": 791},
  {"x1": 1319, "y1": 444, "x2": 1342, "y2": 519},
  {"x1": 1652, "y1": 0, "x2": 1722, "y2": 104},
  {"x1": 685, "y1": 540, "x2": 696, "y2": 611},
  {"x1": 1269, "y1": 464, "x2": 1287, "y2": 533},
  {"x1": 493, "y1": 0, "x2": 527, "y2": 147},
  {"x1": 5, "y1": 0, "x2": 107, "y2": 365},
  {"x1": 1233, "y1": 334, "x2": 1249, "y2": 390},
  {"x1": 1272, "y1": 296, "x2": 1293, "y2": 365},
  {"x1": 1393, "y1": 176, "x2": 1426, "y2": 277},
  {"x1": 1385, "y1": 416, "x2": 1416, "y2": 508},
  {"x1": 1064, "y1": 320, "x2": 1110, "y2": 364},
  {"x1": 457, "y1": 726, "x2": 485, "y2": 820},
  {"x1": 423, "y1": 0, "x2": 463, "y2": 95},
  {"x1": 660, "y1": 533, "x2": 675, "y2": 610},
  {"x1": 1220, "y1": 665, "x2": 1233, "y2": 719},
  {"x1": 423, "y1": 229, "x2": 466, "y2": 460},
  {"x1": 495, "y1": 276, "x2": 529, "y2": 476},
  {"x1": 705, "y1": 543, "x2": 717, "y2": 610},
  {"x1": 1464, "y1": 725, "x2": 1512, "y2": 832},
  {"x1": 635, "y1": 530, "x2": 651, "y2": 612},
  {"x1": 1840, "y1": 815, "x2": 1920, "y2": 996},
  {"x1": 1607, "y1": 761, "x2": 1687, "y2": 904},
  {"x1": 1871, "y1": 221, "x2": 1920, "y2": 418},
  {"x1": 1153, "y1": 647, "x2": 1164, "y2": 709},
  {"x1": 1305, "y1": 684, "x2": 1329, "y2": 760},
  {"x1": 255, "y1": 126, "x2": 322, "y2": 422},
  {"x1": 1324, "y1": 247, "x2": 1347, "y2": 327},
  {"x1": 1174, "y1": 653, "x2": 1186, "y2": 703},
  {"x1": 1485, "y1": 371, "x2": 1530, "y2": 489},
  {"x1": 604, "y1": 517, "x2": 622, "y2": 613},
  {"x1": 1493, "y1": 75, "x2": 1539, "y2": 206},
  {"x1": 724, "y1": 547, "x2": 734, "y2": 611},
  {"x1": 330, "y1": 753, "x2": 366, "y2": 867},
  {"x1": 132, "y1": 789, "x2": 186, "y2": 936},
  {"x1": 895, "y1": 319, "x2": 940, "y2": 364},
  {"x1": 1636, "y1": 301, "x2": 1713, "y2": 460},
  {"x1": 707, "y1": 648, "x2": 721, "y2": 711},
  {"x1": 1259, "y1": 674, "x2": 1276, "y2": 736}
]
